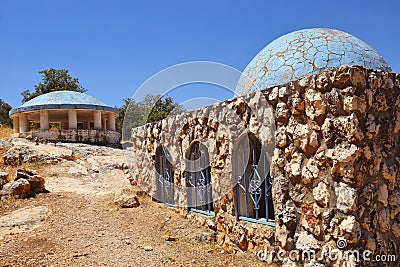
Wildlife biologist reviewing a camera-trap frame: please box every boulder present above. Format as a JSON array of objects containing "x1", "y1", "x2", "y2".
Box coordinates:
[
  {"x1": 1, "y1": 178, "x2": 31, "y2": 197},
  {"x1": 15, "y1": 169, "x2": 46, "y2": 193},
  {"x1": 0, "y1": 206, "x2": 52, "y2": 234},
  {"x1": 0, "y1": 169, "x2": 48, "y2": 199},
  {"x1": 3, "y1": 146, "x2": 37, "y2": 166},
  {"x1": 3, "y1": 145, "x2": 69, "y2": 166},
  {"x1": 114, "y1": 187, "x2": 140, "y2": 208},
  {"x1": 27, "y1": 175, "x2": 47, "y2": 193},
  {"x1": 16, "y1": 168, "x2": 38, "y2": 180},
  {"x1": 0, "y1": 172, "x2": 8, "y2": 188},
  {"x1": 15, "y1": 169, "x2": 47, "y2": 193}
]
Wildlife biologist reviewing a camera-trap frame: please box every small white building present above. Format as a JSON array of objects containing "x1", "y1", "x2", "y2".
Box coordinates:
[{"x1": 9, "y1": 91, "x2": 120, "y2": 144}]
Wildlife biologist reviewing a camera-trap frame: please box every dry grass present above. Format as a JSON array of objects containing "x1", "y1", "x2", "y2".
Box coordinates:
[
  {"x1": 0, "y1": 147, "x2": 49, "y2": 181},
  {"x1": 0, "y1": 195, "x2": 21, "y2": 209},
  {"x1": 96, "y1": 194, "x2": 121, "y2": 214},
  {"x1": 0, "y1": 125, "x2": 13, "y2": 139},
  {"x1": 62, "y1": 153, "x2": 81, "y2": 161},
  {"x1": 0, "y1": 164, "x2": 47, "y2": 182},
  {"x1": 0, "y1": 144, "x2": 16, "y2": 181},
  {"x1": 2, "y1": 165, "x2": 19, "y2": 181}
]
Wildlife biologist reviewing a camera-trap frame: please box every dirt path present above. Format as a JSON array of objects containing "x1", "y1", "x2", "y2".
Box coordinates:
[{"x1": 0, "y1": 141, "x2": 264, "y2": 267}]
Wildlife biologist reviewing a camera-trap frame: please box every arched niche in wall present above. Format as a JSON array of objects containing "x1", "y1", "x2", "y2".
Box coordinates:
[
  {"x1": 155, "y1": 146, "x2": 175, "y2": 206},
  {"x1": 233, "y1": 132, "x2": 274, "y2": 225},
  {"x1": 186, "y1": 141, "x2": 214, "y2": 215}
]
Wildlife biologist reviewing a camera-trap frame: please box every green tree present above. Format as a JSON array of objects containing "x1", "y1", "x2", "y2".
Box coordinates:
[
  {"x1": 21, "y1": 68, "x2": 87, "y2": 103},
  {"x1": 146, "y1": 95, "x2": 185, "y2": 123},
  {"x1": 0, "y1": 99, "x2": 12, "y2": 127},
  {"x1": 116, "y1": 94, "x2": 185, "y2": 139}
]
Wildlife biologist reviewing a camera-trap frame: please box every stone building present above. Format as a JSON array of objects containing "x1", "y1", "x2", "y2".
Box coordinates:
[
  {"x1": 128, "y1": 28, "x2": 399, "y2": 266},
  {"x1": 9, "y1": 91, "x2": 120, "y2": 144}
]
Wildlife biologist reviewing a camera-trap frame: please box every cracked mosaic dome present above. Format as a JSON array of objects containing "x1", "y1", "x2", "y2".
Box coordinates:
[{"x1": 236, "y1": 28, "x2": 392, "y2": 95}]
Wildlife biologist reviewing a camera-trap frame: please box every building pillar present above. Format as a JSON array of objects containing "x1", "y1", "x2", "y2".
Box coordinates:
[
  {"x1": 19, "y1": 113, "x2": 29, "y2": 133},
  {"x1": 94, "y1": 111, "x2": 102, "y2": 130},
  {"x1": 68, "y1": 110, "x2": 78, "y2": 129},
  {"x1": 40, "y1": 110, "x2": 49, "y2": 130},
  {"x1": 12, "y1": 116, "x2": 20, "y2": 134},
  {"x1": 102, "y1": 118, "x2": 107, "y2": 130},
  {"x1": 108, "y1": 114, "x2": 116, "y2": 131}
]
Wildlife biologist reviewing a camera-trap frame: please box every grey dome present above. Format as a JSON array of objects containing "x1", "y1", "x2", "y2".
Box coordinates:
[
  {"x1": 236, "y1": 28, "x2": 391, "y2": 95},
  {"x1": 10, "y1": 91, "x2": 117, "y2": 115}
]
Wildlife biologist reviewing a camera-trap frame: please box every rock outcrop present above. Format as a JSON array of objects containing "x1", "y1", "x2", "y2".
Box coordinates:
[
  {"x1": 3, "y1": 144, "x2": 72, "y2": 166},
  {"x1": 0, "y1": 169, "x2": 48, "y2": 199},
  {"x1": 0, "y1": 206, "x2": 51, "y2": 236},
  {"x1": 113, "y1": 187, "x2": 142, "y2": 208}
]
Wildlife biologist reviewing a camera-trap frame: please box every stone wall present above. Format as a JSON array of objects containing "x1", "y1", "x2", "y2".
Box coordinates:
[
  {"x1": 128, "y1": 88, "x2": 277, "y2": 252},
  {"x1": 13, "y1": 130, "x2": 121, "y2": 144},
  {"x1": 267, "y1": 65, "x2": 399, "y2": 266},
  {"x1": 128, "y1": 65, "x2": 399, "y2": 266}
]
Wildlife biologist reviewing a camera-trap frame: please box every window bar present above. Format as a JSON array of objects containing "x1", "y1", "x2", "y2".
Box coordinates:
[
  {"x1": 235, "y1": 146, "x2": 241, "y2": 218},
  {"x1": 250, "y1": 168, "x2": 261, "y2": 221},
  {"x1": 200, "y1": 147, "x2": 204, "y2": 211},
  {"x1": 165, "y1": 161, "x2": 171, "y2": 204},
  {"x1": 206, "y1": 154, "x2": 211, "y2": 212},
  {"x1": 252, "y1": 146, "x2": 259, "y2": 220},
  {"x1": 164, "y1": 155, "x2": 168, "y2": 204},
  {"x1": 199, "y1": 147, "x2": 203, "y2": 211},
  {"x1": 157, "y1": 153, "x2": 161, "y2": 202},
  {"x1": 202, "y1": 152, "x2": 205, "y2": 211},
  {"x1": 165, "y1": 156, "x2": 169, "y2": 204},
  {"x1": 163, "y1": 155, "x2": 166, "y2": 204},
  {"x1": 208, "y1": 176, "x2": 212, "y2": 212},
  {"x1": 193, "y1": 146, "x2": 198, "y2": 210},
  {"x1": 243, "y1": 139, "x2": 249, "y2": 218},
  {"x1": 160, "y1": 154, "x2": 165, "y2": 203},
  {"x1": 265, "y1": 172, "x2": 270, "y2": 221},
  {"x1": 207, "y1": 163, "x2": 212, "y2": 212},
  {"x1": 263, "y1": 153, "x2": 269, "y2": 220},
  {"x1": 188, "y1": 150, "x2": 192, "y2": 208},
  {"x1": 166, "y1": 156, "x2": 170, "y2": 204},
  {"x1": 163, "y1": 155, "x2": 168, "y2": 204},
  {"x1": 169, "y1": 161, "x2": 174, "y2": 205},
  {"x1": 204, "y1": 155, "x2": 209, "y2": 212}
]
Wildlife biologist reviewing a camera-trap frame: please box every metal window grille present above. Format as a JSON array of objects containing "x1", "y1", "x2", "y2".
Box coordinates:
[
  {"x1": 234, "y1": 134, "x2": 274, "y2": 225},
  {"x1": 187, "y1": 142, "x2": 214, "y2": 215},
  {"x1": 156, "y1": 148, "x2": 174, "y2": 206}
]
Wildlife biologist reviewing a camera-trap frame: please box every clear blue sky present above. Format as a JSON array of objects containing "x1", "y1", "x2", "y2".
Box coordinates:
[{"x1": 1, "y1": 0, "x2": 399, "y2": 109}]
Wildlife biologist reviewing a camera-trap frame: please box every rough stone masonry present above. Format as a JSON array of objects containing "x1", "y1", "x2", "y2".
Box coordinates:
[{"x1": 127, "y1": 65, "x2": 399, "y2": 266}]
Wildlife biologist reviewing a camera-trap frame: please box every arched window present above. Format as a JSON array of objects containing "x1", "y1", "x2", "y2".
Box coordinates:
[
  {"x1": 234, "y1": 133, "x2": 274, "y2": 225},
  {"x1": 155, "y1": 147, "x2": 174, "y2": 206},
  {"x1": 186, "y1": 141, "x2": 214, "y2": 215}
]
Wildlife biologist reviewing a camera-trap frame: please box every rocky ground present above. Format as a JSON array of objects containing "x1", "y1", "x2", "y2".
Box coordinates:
[{"x1": 0, "y1": 138, "x2": 264, "y2": 267}]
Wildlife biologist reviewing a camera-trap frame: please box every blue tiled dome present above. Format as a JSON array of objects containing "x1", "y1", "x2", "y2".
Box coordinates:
[
  {"x1": 10, "y1": 91, "x2": 117, "y2": 115},
  {"x1": 236, "y1": 28, "x2": 392, "y2": 94}
]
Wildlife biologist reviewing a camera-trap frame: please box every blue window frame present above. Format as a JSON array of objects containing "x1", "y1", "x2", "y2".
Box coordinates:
[
  {"x1": 156, "y1": 147, "x2": 174, "y2": 206},
  {"x1": 234, "y1": 133, "x2": 274, "y2": 226},
  {"x1": 186, "y1": 142, "x2": 214, "y2": 215}
]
